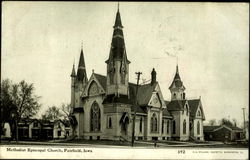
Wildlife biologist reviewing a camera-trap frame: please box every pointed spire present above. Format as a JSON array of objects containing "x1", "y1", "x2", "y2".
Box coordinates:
[
  {"x1": 169, "y1": 65, "x2": 184, "y2": 89},
  {"x1": 174, "y1": 65, "x2": 180, "y2": 80},
  {"x1": 77, "y1": 44, "x2": 87, "y2": 82},
  {"x1": 71, "y1": 63, "x2": 76, "y2": 77},
  {"x1": 118, "y1": 2, "x2": 120, "y2": 12},
  {"x1": 106, "y1": 3, "x2": 129, "y2": 63},
  {"x1": 114, "y1": 3, "x2": 123, "y2": 28}
]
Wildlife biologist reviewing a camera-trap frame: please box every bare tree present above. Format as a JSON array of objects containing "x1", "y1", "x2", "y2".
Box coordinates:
[
  {"x1": 42, "y1": 106, "x2": 62, "y2": 121},
  {"x1": 60, "y1": 103, "x2": 71, "y2": 121},
  {"x1": 208, "y1": 119, "x2": 217, "y2": 126},
  {"x1": 232, "y1": 118, "x2": 237, "y2": 127},
  {"x1": 219, "y1": 118, "x2": 234, "y2": 127}
]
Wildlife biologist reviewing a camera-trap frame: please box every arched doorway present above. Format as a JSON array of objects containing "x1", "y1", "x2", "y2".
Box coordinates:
[{"x1": 120, "y1": 113, "x2": 130, "y2": 136}]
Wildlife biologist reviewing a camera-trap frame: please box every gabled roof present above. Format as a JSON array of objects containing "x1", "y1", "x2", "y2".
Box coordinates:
[
  {"x1": 188, "y1": 99, "x2": 200, "y2": 117},
  {"x1": 163, "y1": 108, "x2": 171, "y2": 117},
  {"x1": 131, "y1": 105, "x2": 147, "y2": 114},
  {"x1": 167, "y1": 100, "x2": 187, "y2": 111},
  {"x1": 203, "y1": 125, "x2": 220, "y2": 132},
  {"x1": 137, "y1": 82, "x2": 158, "y2": 106},
  {"x1": 93, "y1": 73, "x2": 107, "y2": 91},
  {"x1": 204, "y1": 125, "x2": 243, "y2": 132}
]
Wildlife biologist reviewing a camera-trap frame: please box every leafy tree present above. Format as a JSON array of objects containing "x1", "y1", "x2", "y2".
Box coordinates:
[
  {"x1": 0, "y1": 79, "x2": 41, "y2": 139},
  {"x1": 0, "y1": 79, "x2": 15, "y2": 135}
]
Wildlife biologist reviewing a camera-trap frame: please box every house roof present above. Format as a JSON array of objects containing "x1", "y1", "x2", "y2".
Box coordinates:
[
  {"x1": 203, "y1": 125, "x2": 220, "y2": 132},
  {"x1": 167, "y1": 100, "x2": 187, "y2": 111},
  {"x1": 204, "y1": 125, "x2": 243, "y2": 132}
]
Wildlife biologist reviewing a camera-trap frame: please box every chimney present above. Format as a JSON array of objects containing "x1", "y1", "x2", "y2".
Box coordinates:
[{"x1": 151, "y1": 68, "x2": 156, "y2": 85}]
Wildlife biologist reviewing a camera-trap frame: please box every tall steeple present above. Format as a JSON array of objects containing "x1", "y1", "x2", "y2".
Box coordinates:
[
  {"x1": 169, "y1": 65, "x2": 186, "y2": 100},
  {"x1": 106, "y1": 4, "x2": 130, "y2": 96},
  {"x1": 77, "y1": 44, "x2": 87, "y2": 83}
]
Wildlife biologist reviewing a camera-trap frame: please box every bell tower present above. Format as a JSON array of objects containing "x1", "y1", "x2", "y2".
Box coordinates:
[
  {"x1": 169, "y1": 65, "x2": 186, "y2": 100},
  {"x1": 105, "y1": 5, "x2": 130, "y2": 96}
]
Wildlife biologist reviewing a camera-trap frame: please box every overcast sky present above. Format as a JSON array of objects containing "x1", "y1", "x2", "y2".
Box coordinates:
[{"x1": 2, "y1": 2, "x2": 249, "y2": 125}]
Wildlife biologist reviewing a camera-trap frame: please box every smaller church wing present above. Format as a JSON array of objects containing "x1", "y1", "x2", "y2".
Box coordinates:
[
  {"x1": 136, "y1": 82, "x2": 158, "y2": 106},
  {"x1": 188, "y1": 99, "x2": 205, "y2": 120}
]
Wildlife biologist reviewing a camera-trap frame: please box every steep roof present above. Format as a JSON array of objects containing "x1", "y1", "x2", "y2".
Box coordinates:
[
  {"x1": 93, "y1": 73, "x2": 107, "y2": 91},
  {"x1": 169, "y1": 65, "x2": 185, "y2": 89},
  {"x1": 106, "y1": 6, "x2": 129, "y2": 63},
  {"x1": 77, "y1": 49, "x2": 87, "y2": 82},
  {"x1": 136, "y1": 82, "x2": 158, "y2": 106},
  {"x1": 163, "y1": 108, "x2": 171, "y2": 117},
  {"x1": 188, "y1": 99, "x2": 200, "y2": 117},
  {"x1": 131, "y1": 106, "x2": 147, "y2": 114},
  {"x1": 167, "y1": 100, "x2": 187, "y2": 111}
]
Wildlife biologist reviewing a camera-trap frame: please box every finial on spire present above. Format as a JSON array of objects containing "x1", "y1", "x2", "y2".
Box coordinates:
[
  {"x1": 81, "y1": 41, "x2": 83, "y2": 50},
  {"x1": 118, "y1": 2, "x2": 120, "y2": 12},
  {"x1": 176, "y1": 56, "x2": 178, "y2": 66}
]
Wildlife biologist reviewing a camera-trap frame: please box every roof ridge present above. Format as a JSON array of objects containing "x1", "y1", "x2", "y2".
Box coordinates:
[{"x1": 93, "y1": 73, "x2": 106, "y2": 77}]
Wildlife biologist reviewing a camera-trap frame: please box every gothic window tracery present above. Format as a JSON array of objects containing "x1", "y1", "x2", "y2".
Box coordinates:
[
  {"x1": 90, "y1": 102, "x2": 101, "y2": 132},
  {"x1": 88, "y1": 81, "x2": 99, "y2": 95}
]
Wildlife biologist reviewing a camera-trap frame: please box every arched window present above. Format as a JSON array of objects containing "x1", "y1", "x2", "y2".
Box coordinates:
[
  {"x1": 172, "y1": 120, "x2": 176, "y2": 134},
  {"x1": 139, "y1": 117, "x2": 143, "y2": 133},
  {"x1": 186, "y1": 104, "x2": 189, "y2": 116},
  {"x1": 151, "y1": 113, "x2": 157, "y2": 132},
  {"x1": 90, "y1": 102, "x2": 101, "y2": 132},
  {"x1": 173, "y1": 93, "x2": 176, "y2": 99},
  {"x1": 197, "y1": 121, "x2": 200, "y2": 135},
  {"x1": 183, "y1": 93, "x2": 185, "y2": 99},
  {"x1": 108, "y1": 117, "x2": 112, "y2": 128},
  {"x1": 162, "y1": 120, "x2": 164, "y2": 134},
  {"x1": 167, "y1": 120, "x2": 170, "y2": 134},
  {"x1": 183, "y1": 120, "x2": 186, "y2": 134},
  {"x1": 197, "y1": 110, "x2": 201, "y2": 116}
]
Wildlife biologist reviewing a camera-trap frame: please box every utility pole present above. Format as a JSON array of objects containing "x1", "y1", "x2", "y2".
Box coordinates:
[
  {"x1": 132, "y1": 72, "x2": 142, "y2": 147},
  {"x1": 242, "y1": 108, "x2": 246, "y2": 139}
]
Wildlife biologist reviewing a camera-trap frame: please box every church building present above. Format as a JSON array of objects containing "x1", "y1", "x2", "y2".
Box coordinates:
[{"x1": 70, "y1": 6, "x2": 205, "y2": 141}]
